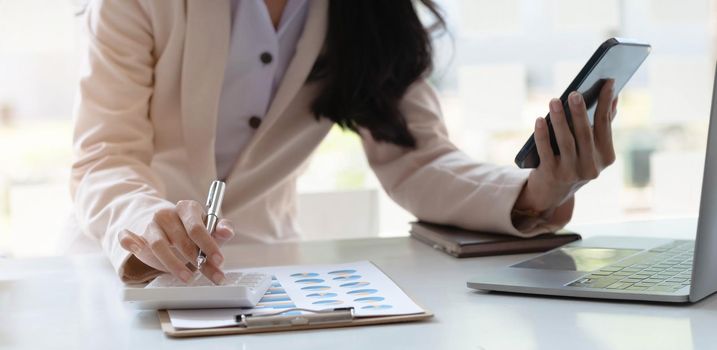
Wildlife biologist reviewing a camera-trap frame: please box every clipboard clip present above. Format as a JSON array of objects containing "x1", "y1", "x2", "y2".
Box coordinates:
[{"x1": 235, "y1": 307, "x2": 355, "y2": 329}]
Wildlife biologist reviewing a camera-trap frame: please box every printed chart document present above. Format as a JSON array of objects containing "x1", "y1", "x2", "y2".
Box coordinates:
[{"x1": 168, "y1": 261, "x2": 424, "y2": 329}]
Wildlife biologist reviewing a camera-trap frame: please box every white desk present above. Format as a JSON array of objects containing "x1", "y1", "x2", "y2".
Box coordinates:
[{"x1": 2, "y1": 218, "x2": 716, "y2": 350}]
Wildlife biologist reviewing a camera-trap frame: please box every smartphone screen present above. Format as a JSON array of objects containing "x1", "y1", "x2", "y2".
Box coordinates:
[
  {"x1": 574, "y1": 43, "x2": 650, "y2": 126},
  {"x1": 515, "y1": 38, "x2": 651, "y2": 168}
]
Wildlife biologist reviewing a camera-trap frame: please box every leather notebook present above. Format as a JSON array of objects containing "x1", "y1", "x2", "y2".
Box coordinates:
[{"x1": 410, "y1": 221, "x2": 581, "y2": 258}]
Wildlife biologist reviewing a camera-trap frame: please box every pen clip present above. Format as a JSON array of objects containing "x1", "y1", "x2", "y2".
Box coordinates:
[
  {"x1": 205, "y1": 181, "x2": 225, "y2": 216},
  {"x1": 235, "y1": 307, "x2": 355, "y2": 329}
]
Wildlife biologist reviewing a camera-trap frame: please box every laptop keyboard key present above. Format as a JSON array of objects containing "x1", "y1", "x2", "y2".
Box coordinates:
[
  {"x1": 569, "y1": 277, "x2": 621, "y2": 288},
  {"x1": 647, "y1": 285, "x2": 681, "y2": 292},
  {"x1": 622, "y1": 278, "x2": 643, "y2": 283},
  {"x1": 606, "y1": 282, "x2": 633, "y2": 289}
]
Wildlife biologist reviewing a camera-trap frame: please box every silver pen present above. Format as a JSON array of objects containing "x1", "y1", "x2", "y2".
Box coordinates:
[{"x1": 196, "y1": 180, "x2": 226, "y2": 270}]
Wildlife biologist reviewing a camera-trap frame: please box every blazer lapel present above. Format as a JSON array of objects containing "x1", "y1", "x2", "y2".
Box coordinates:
[
  {"x1": 234, "y1": 0, "x2": 328, "y2": 167},
  {"x1": 180, "y1": 0, "x2": 231, "y2": 195}
]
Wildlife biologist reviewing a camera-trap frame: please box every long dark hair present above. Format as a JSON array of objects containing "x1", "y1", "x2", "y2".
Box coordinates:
[{"x1": 309, "y1": 0, "x2": 445, "y2": 148}]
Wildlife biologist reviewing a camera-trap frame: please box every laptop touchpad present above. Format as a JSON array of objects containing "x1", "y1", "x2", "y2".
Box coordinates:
[{"x1": 511, "y1": 247, "x2": 641, "y2": 272}]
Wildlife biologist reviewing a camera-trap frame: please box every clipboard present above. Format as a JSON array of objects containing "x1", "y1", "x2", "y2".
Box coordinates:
[
  {"x1": 155, "y1": 260, "x2": 433, "y2": 337},
  {"x1": 158, "y1": 306, "x2": 433, "y2": 337}
]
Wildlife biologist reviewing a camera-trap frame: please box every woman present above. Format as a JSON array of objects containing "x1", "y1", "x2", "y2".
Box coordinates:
[{"x1": 71, "y1": 0, "x2": 618, "y2": 284}]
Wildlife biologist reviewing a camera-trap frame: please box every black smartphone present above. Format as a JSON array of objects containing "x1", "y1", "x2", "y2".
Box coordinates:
[{"x1": 515, "y1": 38, "x2": 651, "y2": 168}]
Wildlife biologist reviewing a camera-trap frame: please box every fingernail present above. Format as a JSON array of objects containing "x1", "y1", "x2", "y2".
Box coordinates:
[
  {"x1": 129, "y1": 244, "x2": 141, "y2": 254},
  {"x1": 213, "y1": 272, "x2": 226, "y2": 285},
  {"x1": 179, "y1": 271, "x2": 192, "y2": 283},
  {"x1": 212, "y1": 253, "x2": 223, "y2": 266},
  {"x1": 535, "y1": 118, "x2": 543, "y2": 129},
  {"x1": 216, "y1": 229, "x2": 232, "y2": 239},
  {"x1": 569, "y1": 92, "x2": 581, "y2": 104},
  {"x1": 549, "y1": 98, "x2": 560, "y2": 113}
]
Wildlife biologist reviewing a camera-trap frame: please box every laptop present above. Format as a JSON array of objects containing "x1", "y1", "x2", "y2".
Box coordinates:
[{"x1": 467, "y1": 66, "x2": 717, "y2": 303}]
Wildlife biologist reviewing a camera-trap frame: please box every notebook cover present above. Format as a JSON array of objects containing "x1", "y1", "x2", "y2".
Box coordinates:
[{"x1": 410, "y1": 221, "x2": 581, "y2": 258}]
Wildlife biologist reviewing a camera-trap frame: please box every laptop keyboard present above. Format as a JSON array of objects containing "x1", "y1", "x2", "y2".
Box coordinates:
[{"x1": 567, "y1": 240, "x2": 693, "y2": 293}]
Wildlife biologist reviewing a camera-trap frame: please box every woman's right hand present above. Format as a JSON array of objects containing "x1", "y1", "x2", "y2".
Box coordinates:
[{"x1": 118, "y1": 200, "x2": 235, "y2": 284}]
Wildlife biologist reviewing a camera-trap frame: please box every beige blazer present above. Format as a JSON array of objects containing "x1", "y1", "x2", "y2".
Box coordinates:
[{"x1": 71, "y1": 0, "x2": 573, "y2": 283}]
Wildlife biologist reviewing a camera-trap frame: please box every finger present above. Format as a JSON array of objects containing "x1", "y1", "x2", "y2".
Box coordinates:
[
  {"x1": 568, "y1": 92, "x2": 598, "y2": 179},
  {"x1": 594, "y1": 80, "x2": 615, "y2": 151},
  {"x1": 602, "y1": 97, "x2": 618, "y2": 166},
  {"x1": 199, "y1": 262, "x2": 226, "y2": 285},
  {"x1": 119, "y1": 229, "x2": 169, "y2": 272},
  {"x1": 147, "y1": 222, "x2": 194, "y2": 282},
  {"x1": 177, "y1": 200, "x2": 223, "y2": 267},
  {"x1": 119, "y1": 229, "x2": 146, "y2": 255},
  {"x1": 154, "y1": 208, "x2": 198, "y2": 265},
  {"x1": 568, "y1": 91, "x2": 595, "y2": 163},
  {"x1": 213, "y1": 219, "x2": 235, "y2": 246},
  {"x1": 534, "y1": 117, "x2": 555, "y2": 168},
  {"x1": 611, "y1": 97, "x2": 619, "y2": 121},
  {"x1": 548, "y1": 98, "x2": 576, "y2": 161}
]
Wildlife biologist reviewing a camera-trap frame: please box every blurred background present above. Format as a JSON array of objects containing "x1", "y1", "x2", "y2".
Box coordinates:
[{"x1": 0, "y1": 0, "x2": 715, "y2": 257}]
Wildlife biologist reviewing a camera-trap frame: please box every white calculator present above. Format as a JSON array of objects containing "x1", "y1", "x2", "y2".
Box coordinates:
[{"x1": 123, "y1": 272, "x2": 273, "y2": 309}]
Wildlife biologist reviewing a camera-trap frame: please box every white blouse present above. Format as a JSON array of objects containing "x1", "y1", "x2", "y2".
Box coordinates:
[{"x1": 215, "y1": 0, "x2": 309, "y2": 180}]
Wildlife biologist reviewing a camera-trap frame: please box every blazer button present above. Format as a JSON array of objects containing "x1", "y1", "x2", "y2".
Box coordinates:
[
  {"x1": 260, "y1": 52, "x2": 273, "y2": 64},
  {"x1": 248, "y1": 116, "x2": 262, "y2": 129}
]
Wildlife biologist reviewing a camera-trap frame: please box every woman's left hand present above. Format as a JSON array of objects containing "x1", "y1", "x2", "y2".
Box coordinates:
[{"x1": 514, "y1": 79, "x2": 619, "y2": 221}]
